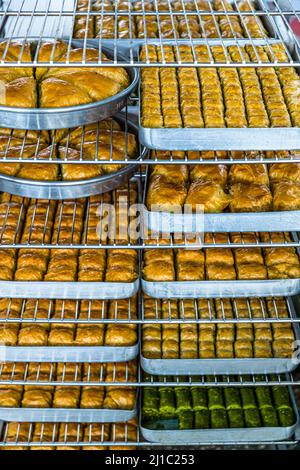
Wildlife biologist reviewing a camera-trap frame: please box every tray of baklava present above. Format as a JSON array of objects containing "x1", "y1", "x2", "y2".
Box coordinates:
[
  {"x1": 0, "y1": 116, "x2": 145, "y2": 199},
  {"x1": 141, "y1": 296, "x2": 299, "y2": 375},
  {"x1": 139, "y1": 43, "x2": 300, "y2": 151},
  {"x1": 0, "y1": 39, "x2": 138, "y2": 130},
  {"x1": 0, "y1": 362, "x2": 137, "y2": 423},
  {"x1": 143, "y1": 154, "x2": 300, "y2": 233},
  {"x1": 0, "y1": 297, "x2": 138, "y2": 362},
  {"x1": 140, "y1": 382, "x2": 299, "y2": 443},
  {"x1": 0, "y1": 187, "x2": 139, "y2": 299},
  {"x1": 142, "y1": 232, "x2": 300, "y2": 298},
  {"x1": 73, "y1": 0, "x2": 283, "y2": 43},
  {"x1": 0, "y1": 419, "x2": 138, "y2": 450}
]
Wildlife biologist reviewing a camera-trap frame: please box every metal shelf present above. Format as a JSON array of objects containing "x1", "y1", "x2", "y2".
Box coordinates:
[
  {"x1": 0, "y1": 362, "x2": 300, "y2": 387},
  {"x1": 0, "y1": 294, "x2": 299, "y2": 323},
  {"x1": 1, "y1": 188, "x2": 300, "y2": 248},
  {"x1": 1, "y1": 0, "x2": 300, "y2": 67},
  {"x1": 0, "y1": 105, "x2": 299, "y2": 164}
]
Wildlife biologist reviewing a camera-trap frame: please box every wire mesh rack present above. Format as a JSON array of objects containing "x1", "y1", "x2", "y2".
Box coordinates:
[
  {"x1": 1, "y1": 0, "x2": 300, "y2": 67},
  {"x1": 0, "y1": 105, "x2": 298, "y2": 164},
  {"x1": 0, "y1": 420, "x2": 297, "y2": 447},
  {"x1": 0, "y1": 294, "x2": 299, "y2": 323},
  {"x1": 0, "y1": 361, "x2": 300, "y2": 386},
  {"x1": 1, "y1": 186, "x2": 300, "y2": 248}
]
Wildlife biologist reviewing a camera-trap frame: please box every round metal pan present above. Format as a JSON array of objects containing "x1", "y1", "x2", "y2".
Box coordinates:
[
  {"x1": 0, "y1": 39, "x2": 139, "y2": 130},
  {"x1": 0, "y1": 116, "x2": 146, "y2": 199}
]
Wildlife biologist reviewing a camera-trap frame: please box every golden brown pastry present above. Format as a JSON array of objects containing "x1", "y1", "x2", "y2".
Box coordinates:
[
  {"x1": 0, "y1": 385, "x2": 22, "y2": 406},
  {"x1": 272, "y1": 182, "x2": 300, "y2": 211},
  {"x1": 80, "y1": 386, "x2": 105, "y2": 408},
  {"x1": 185, "y1": 180, "x2": 230, "y2": 212},
  {"x1": 146, "y1": 174, "x2": 187, "y2": 211},
  {"x1": 229, "y1": 184, "x2": 273, "y2": 212},
  {"x1": 53, "y1": 387, "x2": 80, "y2": 408}
]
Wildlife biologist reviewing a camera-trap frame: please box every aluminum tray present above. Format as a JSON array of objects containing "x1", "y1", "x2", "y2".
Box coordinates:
[
  {"x1": 140, "y1": 387, "x2": 298, "y2": 444},
  {"x1": 140, "y1": 297, "x2": 300, "y2": 375},
  {"x1": 142, "y1": 278, "x2": 300, "y2": 299},
  {"x1": 138, "y1": 36, "x2": 300, "y2": 151},
  {"x1": 143, "y1": 169, "x2": 300, "y2": 233},
  {"x1": 0, "y1": 407, "x2": 137, "y2": 424},
  {"x1": 0, "y1": 39, "x2": 138, "y2": 130},
  {"x1": 1, "y1": 343, "x2": 139, "y2": 363},
  {"x1": 0, "y1": 279, "x2": 139, "y2": 300},
  {"x1": 0, "y1": 116, "x2": 145, "y2": 200}
]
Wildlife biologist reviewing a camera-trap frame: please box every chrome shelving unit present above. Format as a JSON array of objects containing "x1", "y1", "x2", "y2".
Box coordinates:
[{"x1": 0, "y1": 0, "x2": 300, "y2": 450}]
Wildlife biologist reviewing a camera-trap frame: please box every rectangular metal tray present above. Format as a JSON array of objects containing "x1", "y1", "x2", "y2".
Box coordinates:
[
  {"x1": 0, "y1": 407, "x2": 137, "y2": 424},
  {"x1": 1, "y1": 343, "x2": 139, "y2": 363},
  {"x1": 140, "y1": 297, "x2": 300, "y2": 375},
  {"x1": 140, "y1": 387, "x2": 298, "y2": 444},
  {"x1": 141, "y1": 278, "x2": 300, "y2": 299},
  {"x1": 143, "y1": 169, "x2": 300, "y2": 233},
  {"x1": 137, "y1": 8, "x2": 300, "y2": 152},
  {"x1": 0, "y1": 279, "x2": 139, "y2": 300}
]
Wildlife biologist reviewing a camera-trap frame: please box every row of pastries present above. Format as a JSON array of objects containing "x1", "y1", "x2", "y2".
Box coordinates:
[
  {"x1": 0, "y1": 40, "x2": 129, "y2": 108},
  {"x1": 0, "y1": 119, "x2": 138, "y2": 181},
  {"x1": 0, "y1": 297, "x2": 137, "y2": 346},
  {"x1": 0, "y1": 361, "x2": 136, "y2": 409},
  {"x1": 74, "y1": 0, "x2": 267, "y2": 39},
  {"x1": 146, "y1": 151, "x2": 300, "y2": 212},
  {"x1": 0, "y1": 419, "x2": 137, "y2": 450},
  {"x1": 0, "y1": 187, "x2": 138, "y2": 282},
  {"x1": 142, "y1": 296, "x2": 294, "y2": 359},
  {"x1": 141, "y1": 44, "x2": 300, "y2": 128},
  {"x1": 143, "y1": 232, "x2": 300, "y2": 281}
]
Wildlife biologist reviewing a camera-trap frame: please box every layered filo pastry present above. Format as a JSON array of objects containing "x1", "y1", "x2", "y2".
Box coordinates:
[
  {"x1": 0, "y1": 39, "x2": 130, "y2": 109},
  {"x1": 0, "y1": 118, "x2": 138, "y2": 182},
  {"x1": 142, "y1": 232, "x2": 300, "y2": 282},
  {"x1": 0, "y1": 361, "x2": 137, "y2": 411},
  {"x1": 141, "y1": 296, "x2": 295, "y2": 360},
  {"x1": 0, "y1": 190, "x2": 139, "y2": 283},
  {"x1": 146, "y1": 151, "x2": 300, "y2": 214},
  {"x1": 141, "y1": 44, "x2": 299, "y2": 129}
]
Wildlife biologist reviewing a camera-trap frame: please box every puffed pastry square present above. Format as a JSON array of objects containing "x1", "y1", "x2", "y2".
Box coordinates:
[
  {"x1": 75, "y1": 325, "x2": 104, "y2": 345},
  {"x1": 228, "y1": 164, "x2": 269, "y2": 185},
  {"x1": 0, "y1": 325, "x2": 19, "y2": 345},
  {"x1": 143, "y1": 339, "x2": 162, "y2": 358},
  {"x1": 234, "y1": 340, "x2": 253, "y2": 358},
  {"x1": 206, "y1": 264, "x2": 236, "y2": 280},
  {"x1": 53, "y1": 386, "x2": 81, "y2": 408},
  {"x1": 216, "y1": 340, "x2": 234, "y2": 358},
  {"x1": 103, "y1": 388, "x2": 136, "y2": 410},
  {"x1": 189, "y1": 164, "x2": 228, "y2": 186},
  {"x1": 0, "y1": 385, "x2": 23, "y2": 407},
  {"x1": 80, "y1": 386, "x2": 105, "y2": 408},
  {"x1": 236, "y1": 264, "x2": 267, "y2": 280},
  {"x1": 48, "y1": 327, "x2": 74, "y2": 346},
  {"x1": 229, "y1": 184, "x2": 273, "y2": 212},
  {"x1": 254, "y1": 340, "x2": 273, "y2": 358},
  {"x1": 105, "y1": 325, "x2": 137, "y2": 346},
  {"x1": 143, "y1": 260, "x2": 175, "y2": 281},
  {"x1": 22, "y1": 388, "x2": 53, "y2": 408},
  {"x1": 146, "y1": 175, "x2": 187, "y2": 211},
  {"x1": 18, "y1": 325, "x2": 48, "y2": 346},
  {"x1": 185, "y1": 180, "x2": 230, "y2": 212},
  {"x1": 162, "y1": 339, "x2": 179, "y2": 359},
  {"x1": 199, "y1": 341, "x2": 215, "y2": 358},
  {"x1": 272, "y1": 339, "x2": 294, "y2": 357}
]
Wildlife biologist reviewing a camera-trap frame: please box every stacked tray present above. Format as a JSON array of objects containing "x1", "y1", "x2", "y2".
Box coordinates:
[
  {"x1": 140, "y1": 384, "x2": 299, "y2": 444},
  {"x1": 0, "y1": 115, "x2": 146, "y2": 200},
  {"x1": 0, "y1": 361, "x2": 138, "y2": 423},
  {"x1": 140, "y1": 296, "x2": 299, "y2": 375},
  {"x1": 0, "y1": 39, "x2": 138, "y2": 130}
]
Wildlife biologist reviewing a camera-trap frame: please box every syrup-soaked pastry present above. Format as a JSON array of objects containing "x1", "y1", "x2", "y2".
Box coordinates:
[
  {"x1": 229, "y1": 183, "x2": 272, "y2": 212},
  {"x1": 146, "y1": 174, "x2": 187, "y2": 211},
  {"x1": 185, "y1": 180, "x2": 230, "y2": 212},
  {"x1": 272, "y1": 182, "x2": 300, "y2": 211}
]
